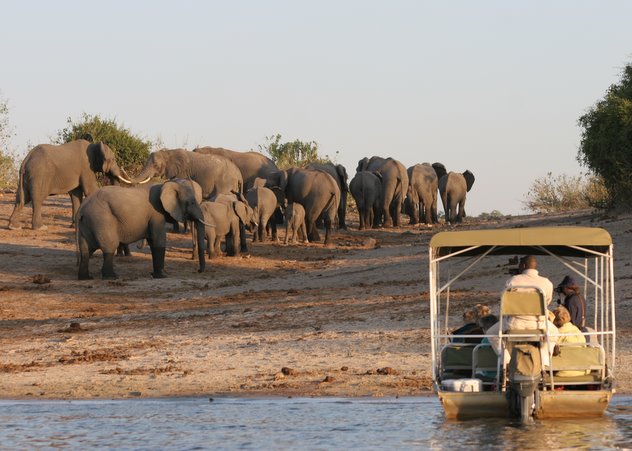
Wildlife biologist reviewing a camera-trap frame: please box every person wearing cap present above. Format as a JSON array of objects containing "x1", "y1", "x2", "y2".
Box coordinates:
[{"x1": 556, "y1": 275, "x2": 586, "y2": 329}]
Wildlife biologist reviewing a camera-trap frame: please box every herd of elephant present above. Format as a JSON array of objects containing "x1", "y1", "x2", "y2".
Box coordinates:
[{"x1": 5, "y1": 140, "x2": 474, "y2": 280}]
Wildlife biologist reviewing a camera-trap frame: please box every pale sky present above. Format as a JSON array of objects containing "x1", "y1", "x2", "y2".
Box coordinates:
[{"x1": 2, "y1": 1, "x2": 632, "y2": 215}]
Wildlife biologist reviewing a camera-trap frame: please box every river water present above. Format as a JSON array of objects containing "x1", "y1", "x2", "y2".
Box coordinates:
[{"x1": 1, "y1": 396, "x2": 630, "y2": 449}]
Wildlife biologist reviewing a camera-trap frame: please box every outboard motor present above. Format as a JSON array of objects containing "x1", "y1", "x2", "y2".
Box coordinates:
[{"x1": 507, "y1": 343, "x2": 542, "y2": 421}]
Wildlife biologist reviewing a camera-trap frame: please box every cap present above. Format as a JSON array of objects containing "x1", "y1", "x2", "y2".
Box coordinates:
[{"x1": 556, "y1": 275, "x2": 576, "y2": 290}]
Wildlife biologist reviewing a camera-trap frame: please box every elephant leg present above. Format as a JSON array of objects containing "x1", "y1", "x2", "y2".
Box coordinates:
[
  {"x1": 271, "y1": 219, "x2": 278, "y2": 242},
  {"x1": 8, "y1": 206, "x2": 23, "y2": 229},
  {"x1": 254, "y1": 222, "x2": 262, "y2": 242},
  {"x1": 31, "y1": 192, "x2": 47, "y2": 230},
  {"x1": 307, "y1": 219, "x2": 320, "y2": 242},
  {"x1": 150, "y1": 246, "x2": 167, "y2": 278},
  {"x1": 8, "y1": 189, "x2": 29, "y2": 229},
  {"x1": 69, "y1": 188, "x2": 83, "y2": 228},
  {"x1": 323, "y1": 216, "x2": 333, "y2": 245},
  {"x1": 239, "y1": 223, "x2": 248, "y2": 253},
  {"x1": 338, "y1": 200, "x2": 347, "y2": 230},
  {"x1": 78, "y1": 238, "x2": 93, "y2": 280},
  {"x1": 101, "y1": 252, "x2": 118, "y2": 279},
  {"x1": 456, "y1": 200, "x2": 466, "y2": 223},
  {"x1": 300, "y1": 221, "x2": 308, "y2": 243},
  {"x1": 205, "y1": 231, "x2": 213, "y2": 258},
  {"x1": 116, "y1": 243, "x2": 131, "y2": 256}
]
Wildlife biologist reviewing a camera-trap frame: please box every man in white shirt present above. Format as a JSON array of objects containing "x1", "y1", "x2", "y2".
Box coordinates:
[
  {"x1": 487, "y1": 256, "x2": 556, "y2": 365},
  {"x1": 505, "y1": 255, "x2": 554, "y2": 306}
]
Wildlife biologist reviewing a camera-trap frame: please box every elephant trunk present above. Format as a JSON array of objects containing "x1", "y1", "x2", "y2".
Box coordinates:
[
  {"x1": 187, "y1": 204, "x2": 206, "y2": 272},
  {"x1": 131, "y1": 165, "x2": 157, "y2": 185},
  {"x1": 195, "y1": 220, "x2": 206, "y2": 273}
]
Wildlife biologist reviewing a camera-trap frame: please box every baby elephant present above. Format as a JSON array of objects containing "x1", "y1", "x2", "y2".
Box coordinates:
[
  {"x1": 284, "y1": 202, "x2": 308, "y2": 245},
  {"x1": 197, "y1": 200, "x2": 247, "y2": 258}
]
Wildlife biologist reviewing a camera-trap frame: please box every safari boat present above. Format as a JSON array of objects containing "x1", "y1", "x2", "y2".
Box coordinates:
[{"x1": 428, "y1": 227, "x2": 615, "y2": 421}]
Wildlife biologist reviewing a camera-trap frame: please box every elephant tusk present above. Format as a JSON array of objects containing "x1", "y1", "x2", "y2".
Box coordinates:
[
  {"x1": 199, "y1": 219, "x2": 216, "y2": 228},
  {"x1": 117, "y1": 175, "x2": 133, "y2": 184},
  {"x1": 138, "y1": 176, "x2": 153, "y2": 185}
]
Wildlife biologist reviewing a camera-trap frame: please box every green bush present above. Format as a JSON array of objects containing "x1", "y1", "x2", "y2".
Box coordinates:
[
  {"x1": 578, "y1": 63, "x2": 632, "y2": 209},
  {"x1": 477, "y1": 210, "x2": 506, "y2": 220},
  {"x1": 524, "y1": 172, "x2": 608, "y2": 213},
  {"x1": 258, "y1": 134, "x2": 330, "y2": 169},
  {"x1": 56, "y1": 113, "x2": 152, "y2": 172}
]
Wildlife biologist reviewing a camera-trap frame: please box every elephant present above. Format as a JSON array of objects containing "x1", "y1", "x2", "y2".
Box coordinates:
[
  {"x1": 305, "y1": 162, "x2": 349, "y2": 229},
  {"x1": 131, "y1": 148, "x2": 243, "y2": 198},
  {"x1": 193, "y1": 146, "x2": 278, "y2": 192},
  {"x1": 284, "y1": 202, "x2": 308, "y2": 245},
  {"x1": 211, "y1": 192, "x2": 257, "y2": 254},
  {"x1": 245, "y1": 186, "x2": 284, "y2": 242},
  {"x1": 405, "y1": 163, "x2": 439, "y2": 225},
  {"x1": 8, "y1": 139, "x2": 131, "y2": 230},
  {"x1": 265, "y1": 168, "x2": 340, "y2": 245},
  {"x1": 432, "y1": 163, "x2": 475, "y2": 224},
  {"x1": 356, "y1": 156, "x2": 409, "y2": 228},
  {"x1": 114, "y1": 178, "x2": 204, "y2": 257},
  {"x1": 196, "y1": 197, "x2": 256, "y2": 258},
  {"x1": 76, "y1": 180, "x2": 207, "y2": 280},
  {"x1": 349, "y1": 171, "x2": 383, "y2": 230}
]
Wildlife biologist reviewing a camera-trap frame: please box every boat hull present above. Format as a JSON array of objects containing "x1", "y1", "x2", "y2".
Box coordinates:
[{"x1": 438, "y1": 390, "x2": 612, "y2": 420}]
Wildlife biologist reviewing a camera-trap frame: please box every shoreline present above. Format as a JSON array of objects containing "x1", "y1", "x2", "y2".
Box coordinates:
[{"x1": 1, "y1": 192, "x2": 630, "y2": 400}]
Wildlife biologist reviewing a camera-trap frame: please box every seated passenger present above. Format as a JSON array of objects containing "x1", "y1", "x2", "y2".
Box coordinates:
[
  {"x1": 555, "y1": 275, "x2": 587, "y2": 329},
  {"x1": 552, "y1": 306, "x2": 589, "y2": 377},
  {"x1": 475, "y1": 314, "x2": 500, "y2": 380},
  {"x1": 452, "y1": 305, "x2": 489, "y2": 343}
]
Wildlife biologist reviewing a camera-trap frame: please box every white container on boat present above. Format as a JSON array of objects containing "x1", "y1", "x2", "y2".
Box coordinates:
[{"x1": 442, "y1": 378, "x2": 482, "y2": 392}]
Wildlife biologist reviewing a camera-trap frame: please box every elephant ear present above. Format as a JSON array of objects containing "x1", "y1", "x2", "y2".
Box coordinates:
[
  {"x1": 463, "y1": 170, "x2": 475, "y2": 192},
  {"x1": 279, "y1": 169, "x2": 290, "y2": 193},
  {"x1": 372, "y1": 171, "x2": 383, "y2": 183},
  {"x1": 188, "y1": 179, "x2": 203, "y2": 203},
  {"x1": 270, "y1": 186, "x2": 287, "y2": 208},
  {"x1": 432, "y1": 162, "x2": 447, "y2": 180},
  {"x1": 160, "y1": 181, "x2": 185, "y2": 223},
  {"x1": 356, "y1": 157, "x2": 369, "y2": 173},
  {"x1": 336, "y1": 164, "x2": 349, "y2": 190},
  {"x1": 87, "y1": 142, "x2": 115, "y2": 173},
  {"x1": 232, "y1": 201, "x2": 250, "y2": 225}
]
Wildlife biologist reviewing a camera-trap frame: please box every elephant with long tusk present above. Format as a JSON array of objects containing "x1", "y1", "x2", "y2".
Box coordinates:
[
  {"x1": 8, "y1": 139, "x2": 130, "y2": 230},
  {"x1": 130, "y1": 148, "x2": 244, "y2": 199}
]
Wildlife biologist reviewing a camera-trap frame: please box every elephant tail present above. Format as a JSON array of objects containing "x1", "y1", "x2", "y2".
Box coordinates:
[
  {"x1": 323, "y1": 191, "x2": 337, "y2": 218},
  {"x1": 394, "y1": 176, "x2": 403, "y2": 204}
]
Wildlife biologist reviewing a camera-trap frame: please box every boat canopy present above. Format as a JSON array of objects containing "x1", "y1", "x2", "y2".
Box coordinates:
[{"x1": 429, "y1": 227, "x2": 612, "y2": 258}]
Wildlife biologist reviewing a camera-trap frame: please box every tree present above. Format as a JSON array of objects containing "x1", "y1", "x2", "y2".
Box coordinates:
[
  {"x1": 0, "y1": 94, "x2": 18, "y2": 190},
  {"x1": 258, "y1": 134, "x2": 329, "y2": 169},
  {"x1": 578, "y1": 63, "x2": 632, "y2": 209},
  {"x1": 56, "y1": 113, "x2": 152, "y2": 171}
]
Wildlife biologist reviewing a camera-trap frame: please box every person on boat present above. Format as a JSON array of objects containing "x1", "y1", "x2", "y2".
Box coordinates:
[
  {"x1": 475, "y1": 314, "x2": 501, "y2": 381},
  {"x1": 487, "y1": 255, "x2": 556, "y2": 365},
  {"x1": 505, "y1": 255, "x2": 554, "y2": 308},
  {"x1": 555, "y1": 275, "x2": 586, "y2": 329},
  {"x1": 452, "y1": 304, "x2": 491, "y2": 343},
  {"x1": 552, "y1": 305, "x2": 589, "y2": 377}
]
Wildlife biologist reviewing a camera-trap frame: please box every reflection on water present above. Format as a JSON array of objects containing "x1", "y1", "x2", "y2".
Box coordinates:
[{"x1": 0, "y1": 396, "x2": 630, "y2": 449}]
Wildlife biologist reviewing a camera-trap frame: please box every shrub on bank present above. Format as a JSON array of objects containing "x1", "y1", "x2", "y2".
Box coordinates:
[{"x1": 524, "y1": 172, "x2": 608, "y2": 213}]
